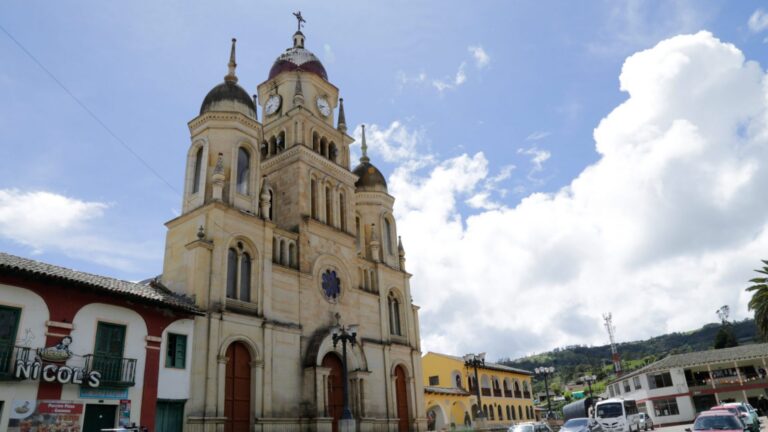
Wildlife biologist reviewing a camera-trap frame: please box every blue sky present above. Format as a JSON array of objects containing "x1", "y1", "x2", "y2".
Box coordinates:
[{"x1": 3, "y1": 1, "x2": 768, "y2": 359}]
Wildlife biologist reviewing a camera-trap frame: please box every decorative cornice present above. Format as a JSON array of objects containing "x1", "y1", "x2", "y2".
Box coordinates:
[
  {"x1": 188, "y1": 111, "x2": 262, "y2": 135},
  {"x1": 262, "y1": 145, "x2": 357, "y2": 184},
  {"x1": 355, "y1": 191, "x2": 395, "y2": 206}
]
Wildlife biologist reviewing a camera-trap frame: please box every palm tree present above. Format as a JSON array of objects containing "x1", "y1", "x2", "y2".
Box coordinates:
[{"x1": 746, "y1": 260, "x2": 768, "y2": 339}]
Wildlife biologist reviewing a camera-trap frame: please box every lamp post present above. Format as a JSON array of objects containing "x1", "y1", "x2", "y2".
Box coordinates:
[
  {"x1": 463, "y1": 353, "x2": 486, "y2": 420},
  {"x1": 581, "y1": 374, "x2": 597, "y2": 399},
  {"x1": 535, "y1": 366, "x2": 555, "y2": 419},
  {"x1": 331, "y1": 322, "x2": 358, "y2": 420}
]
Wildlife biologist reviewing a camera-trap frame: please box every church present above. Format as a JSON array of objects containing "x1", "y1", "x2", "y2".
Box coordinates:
[{"x1": 160, "y1": 15, "x2": 427, "y2": 432}]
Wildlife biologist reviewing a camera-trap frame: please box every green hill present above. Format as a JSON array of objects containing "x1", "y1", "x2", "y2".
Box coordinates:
[{"x1": 499, "y1": 318, "x2": 759, "y2": 396}]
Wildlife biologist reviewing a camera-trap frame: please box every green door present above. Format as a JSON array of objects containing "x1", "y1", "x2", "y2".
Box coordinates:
[
  {"x1": 156, "y1": 400, "x2": 186, "y2": 432},
  {"x1": 0, "y1": 306, "x2": 21, "y2": 377},
  {"x1": 94, "y1": 322, "x2": 126, "y2": 384},
  {"x1": 82, "y1": 404, "x2": 117, "y2": 432}
]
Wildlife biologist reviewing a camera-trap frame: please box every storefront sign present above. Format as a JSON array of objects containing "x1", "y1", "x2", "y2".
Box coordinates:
[
  {"x1": 79, "y1": 386, "x2": 129, "y2": 400},
  {"x1": 7, "y1": 400, "x2": 84, "y2": 431},
  {"x1": 14, "y1": 360, "x2": 101, "y2": 387}
]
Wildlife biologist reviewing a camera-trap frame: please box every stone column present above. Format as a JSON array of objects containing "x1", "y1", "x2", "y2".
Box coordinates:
[{"x1": 253, "y1": 360, "x2": 264, "y2": 418}]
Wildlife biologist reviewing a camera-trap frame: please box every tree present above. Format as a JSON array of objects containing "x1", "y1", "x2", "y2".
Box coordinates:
[
  {"x1": 713, "y1": 324, "x2": 738, "y2": 349},
  {"x1": 746, "y1": 260, "x2": 768, "y2": 340}
]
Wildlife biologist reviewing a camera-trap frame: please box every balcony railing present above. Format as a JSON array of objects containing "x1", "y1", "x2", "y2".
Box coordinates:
[
  {"x1": 0, "y1": 344, "x2": 31, "y2": 380},
  {"x1": 504, "y1": 390, "x2": 513, "y2": 398},
  {"x1": 523, "y1": 391, "x2": 531, "y2": 399},
  {"x1": 83, "y1": 355, "x2": 137, "y2": 387},
  {"x1": 514, "y1": 390, "x2": 522, "y2": 398},
  {"x1": 481, "y1": 387, "x2": 491, "y2": 396}
]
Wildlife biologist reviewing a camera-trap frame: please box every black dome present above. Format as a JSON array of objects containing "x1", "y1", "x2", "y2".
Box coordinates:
[
  {"x1": 353, "y1": 161, "x2": 388, "y2": 192},
  {"x1": 200, "y1": 81, "x2": 256, "y2": 118}
]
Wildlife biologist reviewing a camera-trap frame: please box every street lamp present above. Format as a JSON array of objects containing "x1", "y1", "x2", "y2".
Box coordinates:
[
  {"x1": 463, "y1": 353, "x2": 486, "y2": 420},
  {"x1": 535, "y1": 366, "x2": 555, "y2": 419},
  {"x1": 331, "y1": 322, "x2": 358, "y2": 420},
  {"x1": 581, "y1": 375, "x2": 597, "y2": 399}
]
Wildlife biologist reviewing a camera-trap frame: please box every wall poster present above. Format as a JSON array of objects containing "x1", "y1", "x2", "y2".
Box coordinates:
[{"x1": 7, "y1": 400, "x2": 84, "y2": 431}]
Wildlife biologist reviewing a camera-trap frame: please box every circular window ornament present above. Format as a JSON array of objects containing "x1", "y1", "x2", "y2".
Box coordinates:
[{"x1": 321, "y1": 269, "x2": 341, "y2": 302}]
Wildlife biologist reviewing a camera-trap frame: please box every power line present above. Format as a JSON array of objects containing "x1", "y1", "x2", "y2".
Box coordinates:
[{"x1": 0, "y1": 23, "x2": 181, "y2": 196}]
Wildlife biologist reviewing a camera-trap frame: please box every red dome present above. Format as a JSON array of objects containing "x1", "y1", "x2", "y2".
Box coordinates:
[{"x1": 268, "y1": 32, "x2": 328, "y2": 81}]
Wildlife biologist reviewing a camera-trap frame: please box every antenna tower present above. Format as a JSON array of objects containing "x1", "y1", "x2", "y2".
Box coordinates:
[{"x1": 603, "y1": 313, "x2": 622, "y2": 375}]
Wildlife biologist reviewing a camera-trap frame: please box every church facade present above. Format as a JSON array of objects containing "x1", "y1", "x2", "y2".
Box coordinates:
[{"x1": 160, "y1": 22, "x2": 426, "y2": 432}]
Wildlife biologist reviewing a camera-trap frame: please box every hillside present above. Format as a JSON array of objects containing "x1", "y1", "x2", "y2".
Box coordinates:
[{"x1": 500, "y1": 318, "x2": 759, "y2": 394}]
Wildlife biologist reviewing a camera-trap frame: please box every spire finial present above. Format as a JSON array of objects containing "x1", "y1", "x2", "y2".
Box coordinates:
[
  {"x1": 293, "y1": 11, "x2": 306, "y2": 31},
  {"x1": 360, "y1": 124, "x2": 370, "y2": 163},
  {"x1": 225, "y1": 38, "x2": 238, "y2": 83},
  {"x1": 337, "y1": 98, "x2": 347, "y2": 132}
]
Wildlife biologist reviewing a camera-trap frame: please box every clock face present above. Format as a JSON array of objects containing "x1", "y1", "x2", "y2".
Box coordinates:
[
  {"x1": 316, "y1": 97, "x2": 331, "y2": 117},
  {"x1": 265, "y1": 95, "x2": 282, "y2": 115}
]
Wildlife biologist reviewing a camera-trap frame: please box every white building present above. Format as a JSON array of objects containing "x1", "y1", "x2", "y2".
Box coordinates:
[{"x1": 607, "y1": 343, "x2": 768, "y2": 426}]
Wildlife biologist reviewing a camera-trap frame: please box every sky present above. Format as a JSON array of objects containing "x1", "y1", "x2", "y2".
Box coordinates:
[{"x1": 2, "y1": 1, "x2": 768, "y2": 360}]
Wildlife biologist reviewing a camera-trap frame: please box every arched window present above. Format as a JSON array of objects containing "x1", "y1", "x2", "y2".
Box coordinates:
[
  {"x1": 506, "y1": 406, "x2": 511, "y2": 421},
  {"x1": 489, "y1": 405, "x2": 494, "y2": 420},
  {"x1": 289, "y1": 242, "x2": 296, "y2": 268},
  {"x1": 227, "y1": 243, "x2": 254, "y2": 302},
  {"x1": 192, "y1": 147, "x2": 203, "y2": 194},
  {"x1": 339, "y1": 192, "x2": 346, "y2": 231},
  {"x1": 269, "y1": 136, "x2": 276, "y2": 156},
  {"x1": 276, "y1": 132, "x2": 285, "y2": 153},
  {"x1": 329, "y1": 142, "x2": 338, "y2": 162},
  {"x1": 483, "y1": 405, "x2": 488, "y2": 419},
  {"x1": 310, "y1": 178, "x2": 318, "y2": 219},
  {"x1": 240, "y1": 253, "x2": 251, "y2": 302},
  {"x1": 321, "y1": 137, "x2": 328, "y2": 158},
  {"x1": 325, "y1": 186, "x2": 333, "y2": 225},
  {"x1": 313, "y1": 132, "x2": 320, "y2": 153},
  {"x1": 268, "y1": 189, "x2": 274, "y2": 221},
  {"x1": 518, "y1": 406, "x2": 522, "y2": 420},
  {"x1": 279, "y1": 239, "x2": 286, "y2": 266},
  {"x1": 498, "y1": 406, "x2": 502, "y2": 421},
  {"x1": 511, "y1": 404, "x2": 516, "y2": 420},
  {"x1": 388, "y1": 292, "x2": 401, "y2": 336},
  {"x1": 260, "y1": 140, "x2": 268, "y2": 159},
  {"x1": 236, "y1": 147, "x2": 250, "y2": 195},
  {"x1": 384, "y1": 218, "x2": 393, "y2": 255},
  {"x1": 455, "y1": 373, "x2": 462, "y2": 389},
  {"x1": 226, "y1": 248, "x2": 237, "y2": 299}
]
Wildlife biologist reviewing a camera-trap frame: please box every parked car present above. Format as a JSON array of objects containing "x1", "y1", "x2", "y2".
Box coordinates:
[
  {"x1": 509, "y1": 422, "x2": 554, "y2": 432},
  {"x1": 710, "y1": 404, "x2": 760, "y2": 432},
  {"x1": 562, "y1": 418, "x2": 592, "y2": 432},
  {"x1": 637, "y1": 413, "x2": 654, "y2": 431},
  {"x1": 723, "y1": 403, "x2": 760, "y2": 429},
  {"x1": 686, "y1": 410, "x2": 748, "y2": 432}
]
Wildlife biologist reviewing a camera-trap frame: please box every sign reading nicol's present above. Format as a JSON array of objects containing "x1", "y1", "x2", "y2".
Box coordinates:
[{"x1": 15, "y1": 336, "x2": 102, "y2": 387}]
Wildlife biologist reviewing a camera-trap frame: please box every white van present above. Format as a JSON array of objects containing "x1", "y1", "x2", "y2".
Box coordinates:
[{"x1": 594, "y1": 398, "x2": 641, "y2": 432}]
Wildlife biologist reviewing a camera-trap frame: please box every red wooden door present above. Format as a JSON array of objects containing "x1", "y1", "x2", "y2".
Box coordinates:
[
  {"x1": 224, "y1": 342, "x2": 251, "y2": 432},
  {"x1": 323, "y1": 353, "x2": 344, "y2": 432},
  {"x1": 395, "y1": 365, "x2": 410, "y2": 432}
]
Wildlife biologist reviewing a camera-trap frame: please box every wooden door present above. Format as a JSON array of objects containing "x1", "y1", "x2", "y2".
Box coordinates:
[
  {"x1": 156, "y1": 400, "x2": 185, "y2": 432},
  {"x1": 322, "y1": 353, "x2": 344, "y2": 432},
  {"x1": 395, "y1": 365, "x2": 410, "y2": 432},
  {"x1": 224, "y1": 342, "x2": 251, "y2": 432}
]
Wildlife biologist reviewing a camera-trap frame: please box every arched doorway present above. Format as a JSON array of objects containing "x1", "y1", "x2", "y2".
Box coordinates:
[
  {"x1": 322, "y1": 353, "x2": 344, "y2": 432},
  {"x1": 394, "y1": 365, "x2": 410, "y2": 432},
  {"x1": 224, "y1": 342, "x2": 251, "y2": 432}
]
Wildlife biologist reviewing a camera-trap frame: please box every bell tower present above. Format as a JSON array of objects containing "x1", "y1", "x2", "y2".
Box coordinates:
[{"x1": 256, "y1": 23, "x2": 355, "y2": 235}]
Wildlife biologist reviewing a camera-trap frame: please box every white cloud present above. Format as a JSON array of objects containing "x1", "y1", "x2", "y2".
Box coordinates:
[
  {"x1": 0, "y1": 189, "x2": 160, "y2": 272},
  {"x1": 526, "y1": 131, "x2": 551, "y2": 141},
  {"x1": 749, "y1": 9, "x2": 768, "y2": 33},
  {"x1": 468, "y1": 45, "x2": 490, "y2": 69},
  {"x1": 391, "y1": 31, "x2": 768, "y2": 360},
  {"x1": 432, "y1": 62, "x2": 467, "y2": 93},
  {"x1": 351, "y1": 121, "x2": 432, "y2": 166},
  {"x1": 518, "y1": 146, "x2": 551, "y2": 175}
]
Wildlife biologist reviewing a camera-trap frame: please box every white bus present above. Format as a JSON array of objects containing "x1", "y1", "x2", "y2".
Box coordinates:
[{"x1": 594, "y1": 398, "x2": 641, "y2": 432}]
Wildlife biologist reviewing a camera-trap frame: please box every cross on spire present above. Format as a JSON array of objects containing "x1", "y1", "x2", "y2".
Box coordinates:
[{"x1": 293, "y1": 11, "x2": 306, "y2": 31}]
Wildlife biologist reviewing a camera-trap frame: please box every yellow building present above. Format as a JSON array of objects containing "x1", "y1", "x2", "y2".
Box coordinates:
[{"x1": 423, "y1": 352, "x2": 536, "y2": 430}]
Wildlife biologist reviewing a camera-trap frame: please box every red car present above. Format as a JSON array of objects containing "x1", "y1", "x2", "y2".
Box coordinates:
[{"x1": 685, "y1": 410, "x2": 746, "y2": 432}]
